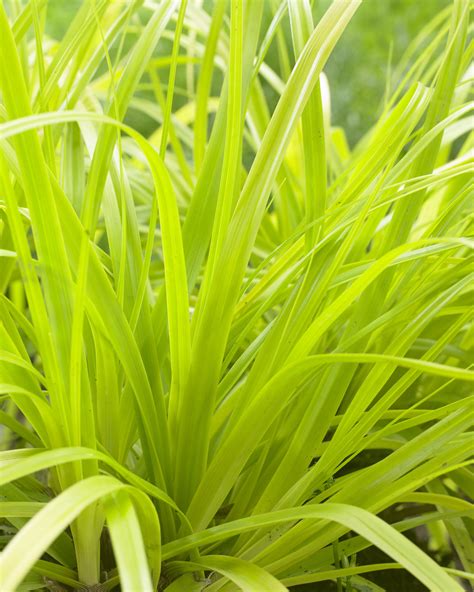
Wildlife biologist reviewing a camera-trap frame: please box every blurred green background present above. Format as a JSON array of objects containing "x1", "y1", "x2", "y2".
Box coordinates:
[
  {"x1": 317, "y1": 0, "x2": 449, "y2": 144},
  {"x1": 45, "y1": 0, "x2": 449, "y2": 146}
]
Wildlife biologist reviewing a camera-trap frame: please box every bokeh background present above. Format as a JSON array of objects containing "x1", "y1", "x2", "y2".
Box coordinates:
[{"x1": 45, "y1": 0, "x2": 449, "y2": 146}]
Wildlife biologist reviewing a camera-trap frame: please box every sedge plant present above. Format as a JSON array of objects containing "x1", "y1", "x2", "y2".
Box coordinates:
[{"x1": 0, "y1": 0, "x2": 473, "y2": 590}]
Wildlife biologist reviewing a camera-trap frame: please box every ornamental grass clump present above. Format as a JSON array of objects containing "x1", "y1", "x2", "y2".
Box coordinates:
[{"x1": 0, "y1": 0, "x2": 472, "y2": 590}]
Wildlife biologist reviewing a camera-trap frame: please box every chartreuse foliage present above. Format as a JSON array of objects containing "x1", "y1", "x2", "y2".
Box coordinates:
[{"x1": 0, "y1": 0, "x2": 472, "y2": 591}]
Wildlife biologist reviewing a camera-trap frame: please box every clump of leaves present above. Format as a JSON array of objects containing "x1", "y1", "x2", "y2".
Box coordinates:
[{"x1": 0, "y1": 1, "x2": 472, "y2": 591}]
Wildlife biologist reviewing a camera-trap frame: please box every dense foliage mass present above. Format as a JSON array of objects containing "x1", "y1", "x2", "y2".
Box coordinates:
[{"x1": 0, "y1": 1, "x2": 472, "y2": 591}]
